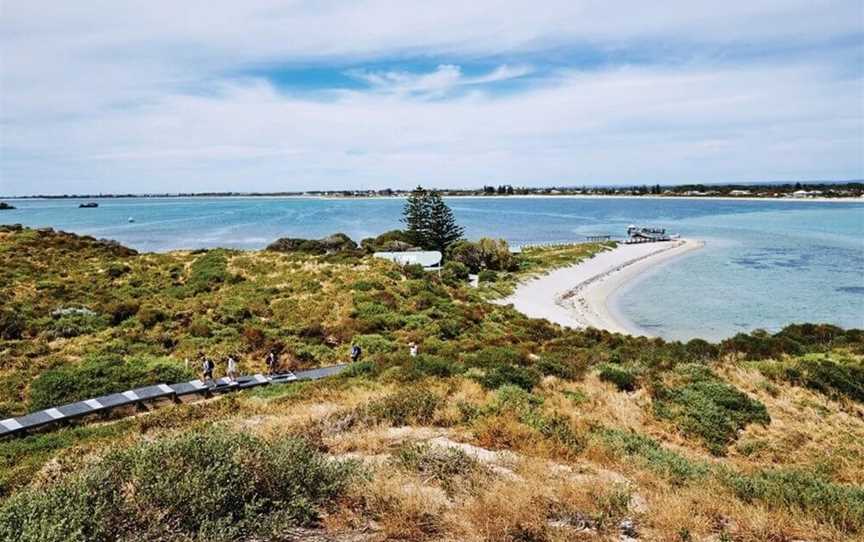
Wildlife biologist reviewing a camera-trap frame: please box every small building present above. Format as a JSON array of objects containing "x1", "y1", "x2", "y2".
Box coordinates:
[
  {"x1": 729, "y1": 190, "x2": 751, "y2": 196},
  {"x1": 373, "y1": 251, "x2": 442, "y2": 270}
]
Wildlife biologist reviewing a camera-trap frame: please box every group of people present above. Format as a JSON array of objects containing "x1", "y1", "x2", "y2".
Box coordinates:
[
  {"x1": 194, "y1": 342, "x2": 417, "y2": 384},
  {"x1": 197, "y1": 350, "x2": 281, "y2": 383}
]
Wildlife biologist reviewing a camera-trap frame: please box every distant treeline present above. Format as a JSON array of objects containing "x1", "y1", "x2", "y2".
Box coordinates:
[{"x1": 4, "y1": 180, "x2": 863, "y2": 199}]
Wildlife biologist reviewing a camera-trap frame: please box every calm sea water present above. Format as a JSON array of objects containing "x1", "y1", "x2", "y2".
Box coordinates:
[{"x1": 3, "y1": 196, "x2": 862, "y2": 341}]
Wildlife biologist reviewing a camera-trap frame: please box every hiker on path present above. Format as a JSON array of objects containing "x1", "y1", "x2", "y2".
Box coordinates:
[
  {"x1": 226, "y1": 355, "x2": 238, "y2": 381},
  {"x1": 202, "y1": 356, "x2": 215, "y2": 383},
  {"x1": 350, "y1": 344, "x2": 362, "y2": 363},
  {"x1": 265, "y1": 350, "x2": 278, "y2": 376},
  {"x1": 409, "y1": 342, "x2": 418, "y2": 357}
]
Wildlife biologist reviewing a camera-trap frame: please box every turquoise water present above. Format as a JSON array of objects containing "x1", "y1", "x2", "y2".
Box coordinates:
[{"x1": 2, "y1": 196, "x2": 862, "y2": 341}]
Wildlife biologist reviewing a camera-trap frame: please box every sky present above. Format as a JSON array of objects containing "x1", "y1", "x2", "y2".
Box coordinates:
[{"x1": 1, "y1": 1, "x2": 862, "y2": 195}]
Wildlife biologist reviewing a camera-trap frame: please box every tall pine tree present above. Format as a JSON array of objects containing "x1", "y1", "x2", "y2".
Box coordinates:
[
  {"x1": 425, "y1": 191, "x2": 464, "y2": 252},
  {"x1": 401, "y1": 186, "x2": 464, "y2": 252},
  {"x1": 402, "y1": 186, "x2": 429, "y2": 247}
]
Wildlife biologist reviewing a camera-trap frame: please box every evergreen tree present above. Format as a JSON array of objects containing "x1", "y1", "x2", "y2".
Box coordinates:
[
  {"x1": 425, "y1": 191, "x2": 464, "y2": 252},
  {"x1": 401, "y1": 186, "x2": 464, "y2": 252},
  {"x1": 402, "y1": 186, "x2": 429, "y2": 247}
]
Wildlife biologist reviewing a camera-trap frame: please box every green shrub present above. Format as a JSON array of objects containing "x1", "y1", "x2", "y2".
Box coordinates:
[
  {"x1": 598, "y1": 364, "x2": 637, "y2": 392},
  {"x1": 721, "y1": 467, "x2": 864, "y2": 532},
  {"x1": 106, "y1": 300, "x2": 139, "y2": 325},
  {"x1": 29, "y1": 356, "x2": 195, "y2": 410},
  {"x1": 598, "y1": 428, "x2": 709, "y2": 485},
  {"x1": 189, "y1": 318, "x2": 212, "y2": 337},
  {"x1": 786, "y1": 356, "x2": 864, "y2": 402},
  {"x1": 536, "y1": 355, "x2": 582, "y2": 380},
  {"x1": 366, "y1": 388, "x2": 441, "y2": 425},
  {"x1": 407, "y1": 355, "x2": 465, "y2": 379},
  {"x1": 652, "y1": 364, "x2": 770, "y2": 455},
  {"x1": 403, "y1": 263, "x2": 425, "y2": 279},
  {"x1": 0, "y1": 309, "x2": 24, "y2": 340},
  {"x1": 441, "y1": 260, "x2": 469, "y2": 283},
  {"x1": 187, "y1": 251, "x2": 229, "y2": 293},
  {"x1": 477, "y1": 364, "x2": 540, "y2": 391},
  {"x1": 106, "y1": 263, "x2": 130, "y2": 278},
  {"x1": 136, "y1": 304, "x2": 165, "y2": 327},
  {"x1": 449, "y1": 238, "x2": 516, "y2": 273},
  {"x1": 465, "y1": 346, "x2": 526, "y2": 368},
  {"x1": 477, "y1": 269, "x2": 498, "y2": 283},
  {"x1": 392, "y1": 442, "x2": 483, "y2": 494},
  {"x1": 0, "y1": 429, "x2": 357, "y2": 542},
  {"x1": 341, "y1": 360, "x2": 376, "y2": 378},
  {"x1": 44, "y1": 313, "x2": 108, "y2": 339}
]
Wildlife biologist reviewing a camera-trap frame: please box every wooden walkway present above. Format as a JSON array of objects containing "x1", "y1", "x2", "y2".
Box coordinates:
[{"x1": 0, "y1": 364, "x2": 349, "y2": 438}]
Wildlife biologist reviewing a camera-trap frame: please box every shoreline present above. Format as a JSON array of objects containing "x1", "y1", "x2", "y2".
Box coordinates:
[
  {"x1": 3, "y1": 194, "x2": 862, "y2": 204},
  {"x1": 499, "y1": 239, "x2": 704, "y2": 336}
]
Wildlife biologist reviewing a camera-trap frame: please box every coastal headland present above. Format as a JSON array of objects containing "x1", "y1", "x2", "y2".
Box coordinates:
[{"x1": 501, "y1": 239, "x2": 704, "y2": 336}]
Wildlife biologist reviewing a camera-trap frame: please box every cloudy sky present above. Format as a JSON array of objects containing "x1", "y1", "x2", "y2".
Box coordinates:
[{"x1": 1, "y1": 1, "x2": 862, "y2": 195}]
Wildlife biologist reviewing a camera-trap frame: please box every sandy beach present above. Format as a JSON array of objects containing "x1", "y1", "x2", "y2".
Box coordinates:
[{"x1": 499, "y1": 239, "x2": 704, "y2": 336}]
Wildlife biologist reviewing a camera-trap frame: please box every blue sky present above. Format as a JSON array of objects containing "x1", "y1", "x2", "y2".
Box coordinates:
[{"x1": 1, "y1": 1, "x2": 862, "y2": 195}]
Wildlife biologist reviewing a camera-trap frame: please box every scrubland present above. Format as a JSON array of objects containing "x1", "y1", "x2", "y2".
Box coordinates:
[{"x1": 0, "y1": 225, "x2": 862, "y2": 541}]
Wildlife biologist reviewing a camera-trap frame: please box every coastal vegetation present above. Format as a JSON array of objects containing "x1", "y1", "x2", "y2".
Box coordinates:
[{"x1": 0, "y1": 223, "x2": 862, "y2": 541}]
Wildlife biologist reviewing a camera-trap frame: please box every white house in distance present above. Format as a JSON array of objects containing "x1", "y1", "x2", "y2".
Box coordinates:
[
  {"x1": 374, "y1": 251, "x2": 442, "y2": 270},
  {"x1": 792, "y1": 190, "x2": 823, "y2": 198}
]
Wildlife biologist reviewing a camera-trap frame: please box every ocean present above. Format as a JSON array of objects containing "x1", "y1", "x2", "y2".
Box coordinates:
[{"x1": 2, "y1": 196, "x2": 862, "y2": 341}]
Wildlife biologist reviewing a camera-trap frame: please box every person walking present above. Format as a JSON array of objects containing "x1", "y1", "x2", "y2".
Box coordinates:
[
  {"x1": 409, "y1": 342, "x2": 418, "y2": 357},
  {"x1": 265, "y1": 350, "x2": 278, "y2": 376},
  {"x1": 202, "y1": 355, "x2": 215, "y2": 383},
  {"x1": 350, "y1": 344, "x2": 362, "y2": 363},
  {"x1": 226, "y1": 354, "x2": 238, "y2": 381}
]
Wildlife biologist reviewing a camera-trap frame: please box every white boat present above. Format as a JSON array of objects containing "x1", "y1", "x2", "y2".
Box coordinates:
[{"x1": 128, "y1": 217, "x2": 135, "y2": 223}]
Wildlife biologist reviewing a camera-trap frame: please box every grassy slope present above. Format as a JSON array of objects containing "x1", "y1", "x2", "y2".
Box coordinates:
[{"x1": 1, "y1": 226, "x2": 863, "y2": 541}]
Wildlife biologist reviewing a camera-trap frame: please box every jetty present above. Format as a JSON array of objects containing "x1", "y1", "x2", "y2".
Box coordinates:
[{"x1": 624, "y1": 224, "x2": 674, "y2": 244}]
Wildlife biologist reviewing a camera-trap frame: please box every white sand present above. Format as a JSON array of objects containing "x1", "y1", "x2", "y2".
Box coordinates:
[{"x1": 499, "y1": 239, "x2": 704, "y2": 336}]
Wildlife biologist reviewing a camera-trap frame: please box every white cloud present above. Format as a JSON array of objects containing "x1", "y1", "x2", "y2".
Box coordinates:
[
  {"x1": 347, "y1": 64, "x2": 533, "y2": 96},
  {"x1": 0, "y1": 1, "x2": 862, "y2": 194}
]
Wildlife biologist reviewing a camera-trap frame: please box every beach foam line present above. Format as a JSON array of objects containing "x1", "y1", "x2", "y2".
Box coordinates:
[{"x1": 499, "y1": 239, "x2": 704, "y2": 336}]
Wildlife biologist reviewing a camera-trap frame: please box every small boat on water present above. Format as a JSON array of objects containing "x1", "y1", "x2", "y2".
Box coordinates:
[
  {"x1": 78, "y1": 202, "x2": 98, "y2": 208},
  {"x1": 128, "y1": 217, "x2": 135, "y2": 223}
]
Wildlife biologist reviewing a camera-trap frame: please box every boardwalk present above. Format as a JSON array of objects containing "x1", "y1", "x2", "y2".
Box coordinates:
[{"x1": 0, "y1": 364, "x2": 349, "y2": 438}]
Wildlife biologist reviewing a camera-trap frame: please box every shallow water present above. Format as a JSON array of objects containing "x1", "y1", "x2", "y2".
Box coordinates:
[{"x1": 3, "y1": 196, "x2": 862, "y2": 341}]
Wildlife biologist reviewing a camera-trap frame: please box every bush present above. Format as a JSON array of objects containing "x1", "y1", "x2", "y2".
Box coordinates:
[
  {"x1": 29, "y1": 356, "x2": 196, "y2": 410},
  {"x1": 44, "y1": 312, "x2": 108, "y2": 339},
  {"x1": 536, "y1": 355, "x2": 582, "y2": 380},
  {"x1": 0, "y1": 429, "x2": 358, "y2": 542},
  {"x1": 652, "y1": 364, "x2": 770, "y2": 455},
  {"x1": 449, "y1": 238, "x2": 516, "y2": 273},
  {"x1": 466, "y1": 347, "x2": 526, "y2": 368},
  {"x1": 441, "y1": 261, "x2": 469, "y2": 283},
  {"x1": 477, "y1": 364, "x2": 541, "y2": 391},
  {"x1": 105, "y1": 263, "x2": 130, "y2": 278},
  {"x1": 366, "y1": 388, "x2": 441, "y2": 425},
  {"x1": 106, "y1": 300, "x2": 139, "y2": 325},
  {"x1": 407, "y1": 355, "x2": 465, "y2": 379},
  {"x1": 787, "y1": 356, "x2": 864, "y2": 403},
  {"x1": 598, "y1": 364, "x2": 637, "y2": 392},
  {"x1": 187, "y1": 251, "x2": 229, "y2": 293},
  {"x1": 136, "y1": 304, "x2": 165, "y2": 327},
  {"x1": 189, "y1": 318, "x2": 212, "y2": 337},
  {"x1": 477, "y1": 269, "x2": 498, "y2": 283},
  {"x1": 0, "y1": 309, "x2": 24, "y2": 340},
  {"x1": 392, "y1": 442, "x2": 483, "y2": 494},
  {"x1": 599, "y1": 429, "x2": 709, "y2": 485},
  {"x1": 721, "y1": 467, "x2": 864, "y2": 532},
  {"x1": 403, "y1": 263, "x2": 426, "y2": 279}
]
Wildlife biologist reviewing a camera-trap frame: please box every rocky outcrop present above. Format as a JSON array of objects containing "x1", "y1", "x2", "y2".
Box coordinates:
[
  {"x1": 0, "y1": 202, "x2": 16, "y2": 210},
  {"x1": 267, "y1": 233, "x2": 358, "y2": 254}
]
